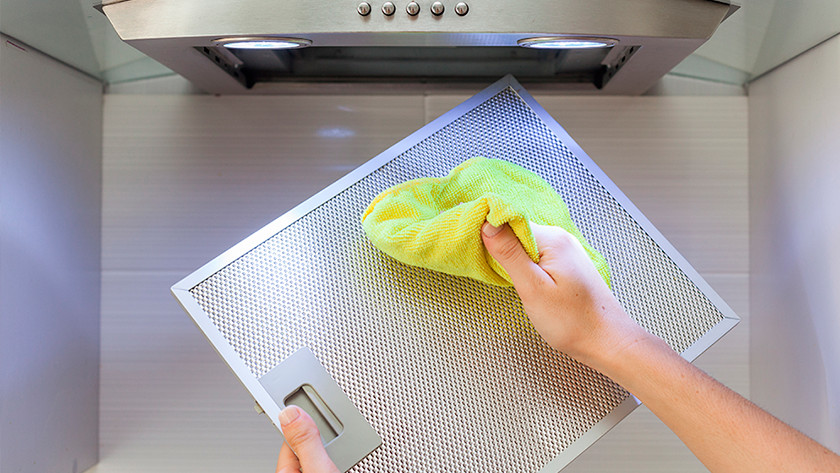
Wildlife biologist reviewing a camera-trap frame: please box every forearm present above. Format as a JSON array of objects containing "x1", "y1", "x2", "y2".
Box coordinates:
[
  {"x1": 592, "y1": 318, "x2": 840, "y2": 473},
  {"x1": 481, "y1": 222, "x2": 840, "y2": 471}
]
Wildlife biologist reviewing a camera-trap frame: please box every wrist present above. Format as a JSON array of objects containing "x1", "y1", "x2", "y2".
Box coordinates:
[
  {"x1": 589, "y1": 320, "x2": 676, "y2": 393},
  {"x1": 576, "y1": 305, "x2": 657, "y2": 377}
]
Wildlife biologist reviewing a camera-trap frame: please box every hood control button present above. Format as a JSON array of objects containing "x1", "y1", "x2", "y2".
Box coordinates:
[{"x1": 406, "y1": 1, "x2": 420, "y2": 16}]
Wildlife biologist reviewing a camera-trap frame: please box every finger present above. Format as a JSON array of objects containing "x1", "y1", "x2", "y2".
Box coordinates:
[
  {"x1": 530, "y1": 223, "x2": 582, "y2": 261},
  {"x1": 530, "y1": 222, "x2": 568, "y2": 244},
  {"x1": 276, "y1": 442, "x2": 301, "y2": 473},
  {"x1": 529, "y1": 222, "x2": 603, "y2": 283},
  {"x1": 481, "y1": 221, "x2": 546, "y2": 288},
  {"x1": 279, "y1": 406, "x2": 339, "y2": 473}
]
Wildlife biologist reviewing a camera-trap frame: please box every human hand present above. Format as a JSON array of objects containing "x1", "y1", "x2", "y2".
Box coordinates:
[
  {"x1": 484, "y1": 223, "x2": 840, "y2": 473},
  {"x1": 276, "y1": 406, "x2": 339, "y2": 473},
  {"x1": 481, "y1": 221, "x2": 649, "y2": 369}
]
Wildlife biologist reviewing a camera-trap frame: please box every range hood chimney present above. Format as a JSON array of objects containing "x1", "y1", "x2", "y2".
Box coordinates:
[{"x1": 98, "y1": 0, "x2": 737, "y2": 95}]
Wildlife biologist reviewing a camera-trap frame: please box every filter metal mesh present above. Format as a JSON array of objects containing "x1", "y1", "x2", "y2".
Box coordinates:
[{"x1": 189, "y1": 87, "x2": 724, "y2": 471}]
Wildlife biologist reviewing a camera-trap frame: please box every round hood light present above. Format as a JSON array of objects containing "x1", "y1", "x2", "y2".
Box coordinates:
[
  {"x1": 518, "y1": 37, "x2": 617, "y2": 49},
  {"x1": 215, "y1": 37, "x2": 311, "y2": 50}
]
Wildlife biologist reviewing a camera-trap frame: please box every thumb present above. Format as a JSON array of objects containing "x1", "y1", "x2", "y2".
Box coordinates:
[
  {"x1": 481, "y1": 221, "x2": 543, "y2": 287},
  {"x1": 279, "y1": 406, "x2": 339, "y2": 473}
]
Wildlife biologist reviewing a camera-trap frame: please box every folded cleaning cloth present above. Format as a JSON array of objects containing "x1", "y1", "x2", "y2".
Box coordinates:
[{"x1": 361, "y1": 157, "x2": 611, "y2": 287}]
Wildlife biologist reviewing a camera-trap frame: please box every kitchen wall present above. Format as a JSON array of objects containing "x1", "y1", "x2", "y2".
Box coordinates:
[
  {"x1": 0, "y1": 35, "x2": 102, "y2": 472},
  {"x1": 94, "y1": 90, "x2": 748, "y2": 472},
  {"x1": 749, "y1": 34, "x2": 840, "y2": 451}
]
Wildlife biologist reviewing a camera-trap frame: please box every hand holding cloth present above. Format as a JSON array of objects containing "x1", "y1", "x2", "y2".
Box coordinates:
[{"x1": 362, "y1": 157, "x2": 610, "y2": 287}]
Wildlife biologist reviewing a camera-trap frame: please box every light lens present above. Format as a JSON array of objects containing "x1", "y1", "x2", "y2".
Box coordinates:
[
  {"x1": 216, "y1": 37, "x2": 311, "y2": 50},
  {"x1": 518, "y1": 37, "x2": 617, "y2": 49}
]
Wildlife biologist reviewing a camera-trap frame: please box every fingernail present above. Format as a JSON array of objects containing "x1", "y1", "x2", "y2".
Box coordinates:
[
  {"x1": 482, "y1": 222, "x2": 503, "y2": 237},
  {"x1": 278, "y1": 406, "x2": 300, "y2": 425}
]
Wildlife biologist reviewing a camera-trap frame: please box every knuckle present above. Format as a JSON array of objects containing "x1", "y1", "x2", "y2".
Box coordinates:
[
  {"x1": 549, "y1": 230, "x2": 584, "y2": 258},
  {"x1": 285, "y1": 423, "x2": 321, "y2": 448},
  {"x1": 494, "y1": 236, "x2": 524, "y2": 262},
  {"x1": 554, "y1": 230, "x2": 576, "y2": 248}
]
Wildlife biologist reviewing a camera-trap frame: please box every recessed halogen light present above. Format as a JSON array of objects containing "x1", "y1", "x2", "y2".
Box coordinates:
[
  {"x1": 518, "y1": 37, "x2": 617, "y2": 49},
  {"x1": 215, "y1": 37, "x2": 311, "y2": 50}
]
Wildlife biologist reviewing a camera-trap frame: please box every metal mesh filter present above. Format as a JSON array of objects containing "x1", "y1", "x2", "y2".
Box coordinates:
[{"x1": 183, "y1": 82, "x2": 733, "y2": 472}]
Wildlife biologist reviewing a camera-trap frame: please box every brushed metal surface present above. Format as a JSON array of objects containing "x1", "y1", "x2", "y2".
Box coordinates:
[
  {"x1": 173, "y1": 76, "x2": 738, "y2": 471},
  {"x1": 103, "y1": 0, "x2": 725, "y2": 41},
  {"x1": 100, "y1": 0, "x2": 731, "y2": 95}
]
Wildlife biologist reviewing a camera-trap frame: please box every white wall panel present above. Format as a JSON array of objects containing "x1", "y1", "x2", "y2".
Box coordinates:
[
  {"x1": 95, "y1": 92, "x2": 747, "y2": 472},
  {"x1": 749, "y1": 34, "x2": 840, "y2": 451},
  {"x1": 0, "y1": 35, "x2": 102, "y2": 473}
]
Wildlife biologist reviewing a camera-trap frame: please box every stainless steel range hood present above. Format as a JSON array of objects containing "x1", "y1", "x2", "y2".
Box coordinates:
[{"x1": 98, "y1": 0, "x2": 737, "y2": 94}]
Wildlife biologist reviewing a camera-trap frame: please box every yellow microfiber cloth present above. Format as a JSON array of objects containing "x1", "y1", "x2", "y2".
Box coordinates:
[{"x1": 361, "y1": 157, "x2": 611, "y2": 287}]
